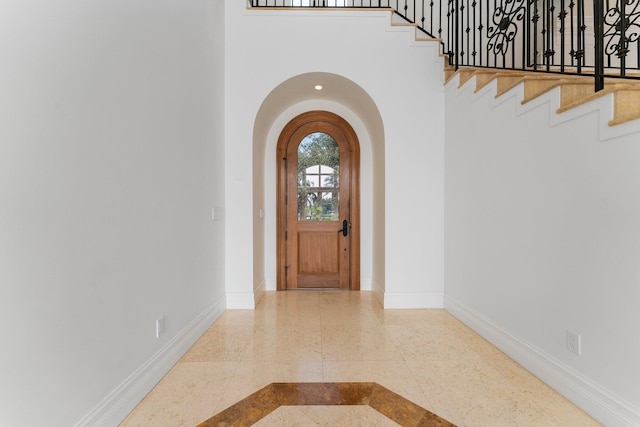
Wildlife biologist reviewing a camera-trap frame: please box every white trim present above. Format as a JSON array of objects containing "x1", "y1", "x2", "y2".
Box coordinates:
[
  {"x1": 264, "y1": 277, "x2": 277, "y2": 291},
  {"x1": 226, "y1": 292, "x2": 256, "y2": 309},
  {"x1": 445, "y1": 295, "x2": 640, "y2": 427},
  {"x1": 74, "y1": 297, "x2": 226, "y2": 427},
  {"x1": 446, "y1": 73, "x2": 640, "y2": 143},
  {"x1": 372, "y1": 279, "x2": 385, "y2": 307},
  {"x1": 383, "y1": 292, "x2": 444, "y2": 309},
  {"x1": 254, "y1": 279, "x2": 266, "y2": 307}
]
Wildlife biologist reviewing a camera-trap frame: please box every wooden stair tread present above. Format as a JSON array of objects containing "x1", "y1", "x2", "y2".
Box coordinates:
[
  {"x1": 609, "y1": 112, "x2": 640, "y2": 126},
  {"x1": 495, "y1": 75, "x2": 526, "y2": 98},
  {"x1": 445, "y1": 66, "x2": 640, "y2": 127},
  {"x1": 522, "y1": 78, "x2": 564, "y2": 104}
]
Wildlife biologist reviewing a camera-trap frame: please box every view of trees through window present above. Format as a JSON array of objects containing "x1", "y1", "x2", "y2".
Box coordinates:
[{"x1": 297, "y1": 132, "x2": 339, "y2": 221}]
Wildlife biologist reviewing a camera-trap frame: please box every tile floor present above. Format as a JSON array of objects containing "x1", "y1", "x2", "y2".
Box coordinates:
[
  {"x1": 199, "y1": 382, "x2": 454, "y2": 426},
  {"x1": 120, "y1": 291, "x2": 601, "y2": 426}
]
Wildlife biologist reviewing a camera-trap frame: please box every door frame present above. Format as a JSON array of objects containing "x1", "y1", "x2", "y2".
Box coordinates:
[{"x1": 276, "y1": 111, "x2": 360, "y2": 291}]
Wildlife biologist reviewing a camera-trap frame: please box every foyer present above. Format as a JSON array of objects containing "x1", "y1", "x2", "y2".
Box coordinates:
[{"x1": 3, "y1": 2, "x2": 640, "y2": 426}]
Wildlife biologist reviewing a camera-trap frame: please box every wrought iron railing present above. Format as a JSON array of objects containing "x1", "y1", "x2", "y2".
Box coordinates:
[{"x1": 248, "y1": 0, "x2": 640, "y2": 91}]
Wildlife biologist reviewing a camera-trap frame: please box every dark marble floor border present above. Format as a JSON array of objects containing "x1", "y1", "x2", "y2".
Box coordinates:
[{"x1": 197, "y1": 382, "x2": 456, "y2": 426}]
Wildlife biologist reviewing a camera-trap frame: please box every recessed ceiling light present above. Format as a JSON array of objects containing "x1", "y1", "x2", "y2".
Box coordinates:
[{"x1": 314, "y1": 85, "x2": 323, "y2": 91}]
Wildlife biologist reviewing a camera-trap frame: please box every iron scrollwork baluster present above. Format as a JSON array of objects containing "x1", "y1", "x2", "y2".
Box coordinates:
[
  {"x1": 532, "y1": 0, "x2": 539, "y2": 69},
  {"x1": 603, "y1": 0, "x2": 640, "y2": 76},
  {"x1": 472, "y1": 0, "x2": 477, "y2": 65},
  {"x1": 460, "y1": 0, "x2": 466, "y2": 64},
  {"x1": 487, "y1": 0, "x2": 527, "y2": 67}
]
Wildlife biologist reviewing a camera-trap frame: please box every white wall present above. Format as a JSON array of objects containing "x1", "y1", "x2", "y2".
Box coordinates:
[
  {"x1": 226, "y1": 4, "x2": 446, "y2": 308},
  {"x1": 0, "y1": 1, "x2": 226, "y2": 425},
  {"x1": 444, "y1": 77, "x2": 640, "y2": 426}
]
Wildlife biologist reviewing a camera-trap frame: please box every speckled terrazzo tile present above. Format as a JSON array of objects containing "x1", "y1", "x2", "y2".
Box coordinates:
[
  {"x1": 321, "y1": 324, "x2": 403, "y2": 361},
  {"x1": 320, "y1": 305, "x2": 383, "y2": 326},
  {"x1": 318, "y1": 291, "x2": 382, "y2": 307},
  {"x1": 253, "y1": 316, "x2": 322, "y2": 333},
  {"x1": 322, "y1": 360, "x2": 431, "y2": 409},
  {"x1": 278, "y1": 359, "x2": 325, "y2": 382},
  {"x1": 253, "y1": 406, "x2": 318, "y2": 426},
  {"x1": 214, "y1": 360, "x2": 324, "y2": 414},
  {"x1": 119, "y1": 361, "x2": 237, "y2": 427},
  {"x1": 270, "y1": 290, "x2": 322, "y2": 309},
  {"x1": 181, "y1": 324, "x2": 254, "y2": 362},
  {"x1": 317, "y1": 290, "x2": 379, "y2": 304},
  {"x1": 297, "y1": 405, "x2": 401, "y2": 426},
  {"x1": 319, "y1": 297, "x2": 383, "y2": 320},
  {"x1": 255, "y1": 296, "x2": 323, "y2": 329},
  {"x1": 450, "y1": 328, "x2": 512, "y2": 361},
  {"x1": 484, "y1": 354, "x2": 559, "y2": 392},
  {"x1": 242, "y1": 326, "x2": 322, "y2": 361},
  {"x1": 212, "y1": 309, "x2": 262, "y2": 328},
  {"x1": 483, "y1": 356, "x2": 602, "y2": 426},
  {"x1": 214, "y1": 362, "x2": 292, "y2": 413},
  {"x1": 539, "y1": 399, "x2": 602, "y2": 426},
  {"x1": 407, "y1": 359, "x2": 569, "y2": 427},
  {"x1": 375, "y1": 308, "x2": 452, "y2": 326},
  {"x1": 385, "y1": 323, "x2": 484, "y2": 362},
  {"x1": 461, "y1": 399, "x2": 558, "y2": 427}
]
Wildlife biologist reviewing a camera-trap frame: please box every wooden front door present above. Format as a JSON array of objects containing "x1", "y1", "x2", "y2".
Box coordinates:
[{"x1": 277, "y1": 111, "x2": 360, "y2": 290}]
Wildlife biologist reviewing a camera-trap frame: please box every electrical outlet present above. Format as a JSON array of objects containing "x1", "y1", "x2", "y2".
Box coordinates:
[
  {"x1": 212, "y1": 207, "x2": 224, "y2": 221},
  {"x1": 567, "y1": 330, "x2": 581, "y2": 355},
  {"x1": 156, "y1": 316, "x2": 166, "y2": 338}
]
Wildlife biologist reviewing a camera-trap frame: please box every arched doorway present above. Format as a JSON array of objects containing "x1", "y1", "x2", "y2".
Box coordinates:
[{"x1": 276, "y1": 111, "x2": 360, "y2": 290}]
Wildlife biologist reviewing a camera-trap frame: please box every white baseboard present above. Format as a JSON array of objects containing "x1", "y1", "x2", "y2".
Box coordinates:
[
  {"x1": 383, "y1": 292, "x2": 444, "y2": 309},
  {"x1": 264, "y1": 277, "x2": 277, "y2": 291},
  {"x1": 254, "y1": 280, "x2": 266, "y2": 307},
  {"x1": 226, "y1": 292, "x2": 256, "y2": 309},
  {"x1": 372, "y1": 279, "x2": 385, "y2": 307},
  {"x1": 74, "y1": 296, "x2": 226, "y2": 427},
  {"x1": 360, "y1": 276, "x2": 372, "y2": 291},
  {"x1": 444, "y1": 295, "x2": 640, "y2": 427}
]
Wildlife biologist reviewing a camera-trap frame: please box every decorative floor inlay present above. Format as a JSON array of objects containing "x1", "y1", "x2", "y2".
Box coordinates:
[{"x1": 197, "y1": 382, "x2": 457, "y2": 426}]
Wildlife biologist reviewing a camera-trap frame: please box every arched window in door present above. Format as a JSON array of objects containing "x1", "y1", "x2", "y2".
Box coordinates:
[{"x1": 297, "y1": 132, "x2": 340, "y2": 221}]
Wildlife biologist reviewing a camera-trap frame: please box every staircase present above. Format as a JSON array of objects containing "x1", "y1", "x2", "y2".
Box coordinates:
[
  {"x1": 250, "y1": 2, "x2": 640, "y2": 130},
  {"x1": 443, "y1": 66, "x2": 640, "y2": 127},
  {"x1": 385, "y1": 11, "x2": 640, "y2": 129}
]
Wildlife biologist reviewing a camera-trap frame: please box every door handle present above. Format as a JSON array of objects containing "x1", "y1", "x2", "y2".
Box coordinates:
[{"x1": 338, "y1": 219, "x2": 349, "y2": 237}]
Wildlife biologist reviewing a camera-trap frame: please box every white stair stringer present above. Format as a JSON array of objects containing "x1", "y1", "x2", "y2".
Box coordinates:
[
  {"x1": 382, "y1": 13, "x2": 450, "y2": 87},
  {"x1": 448, "y1": 73, "x2": 640, "y2": 142}
]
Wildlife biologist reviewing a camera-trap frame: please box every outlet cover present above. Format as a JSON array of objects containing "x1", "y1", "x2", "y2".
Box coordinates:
[
  {"x1": 567, "y1": 330, "x2": 581, "y2": 355},
  {"x1": 212, "y1": 207, "x2": 224, "y2": 221},
  {"x1": 156, "y1": 316, "x2": 166, "y2": 338}
]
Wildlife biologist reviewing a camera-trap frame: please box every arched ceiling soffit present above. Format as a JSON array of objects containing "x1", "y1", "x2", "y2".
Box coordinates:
[{"x1": 253, "y1": 72, "x2": 383, "y2": 148}]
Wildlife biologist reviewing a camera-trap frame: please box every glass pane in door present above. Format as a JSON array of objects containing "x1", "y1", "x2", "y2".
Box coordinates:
[{"x1": 297, "y1": 132, "x2": 339, "y2": 221}]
